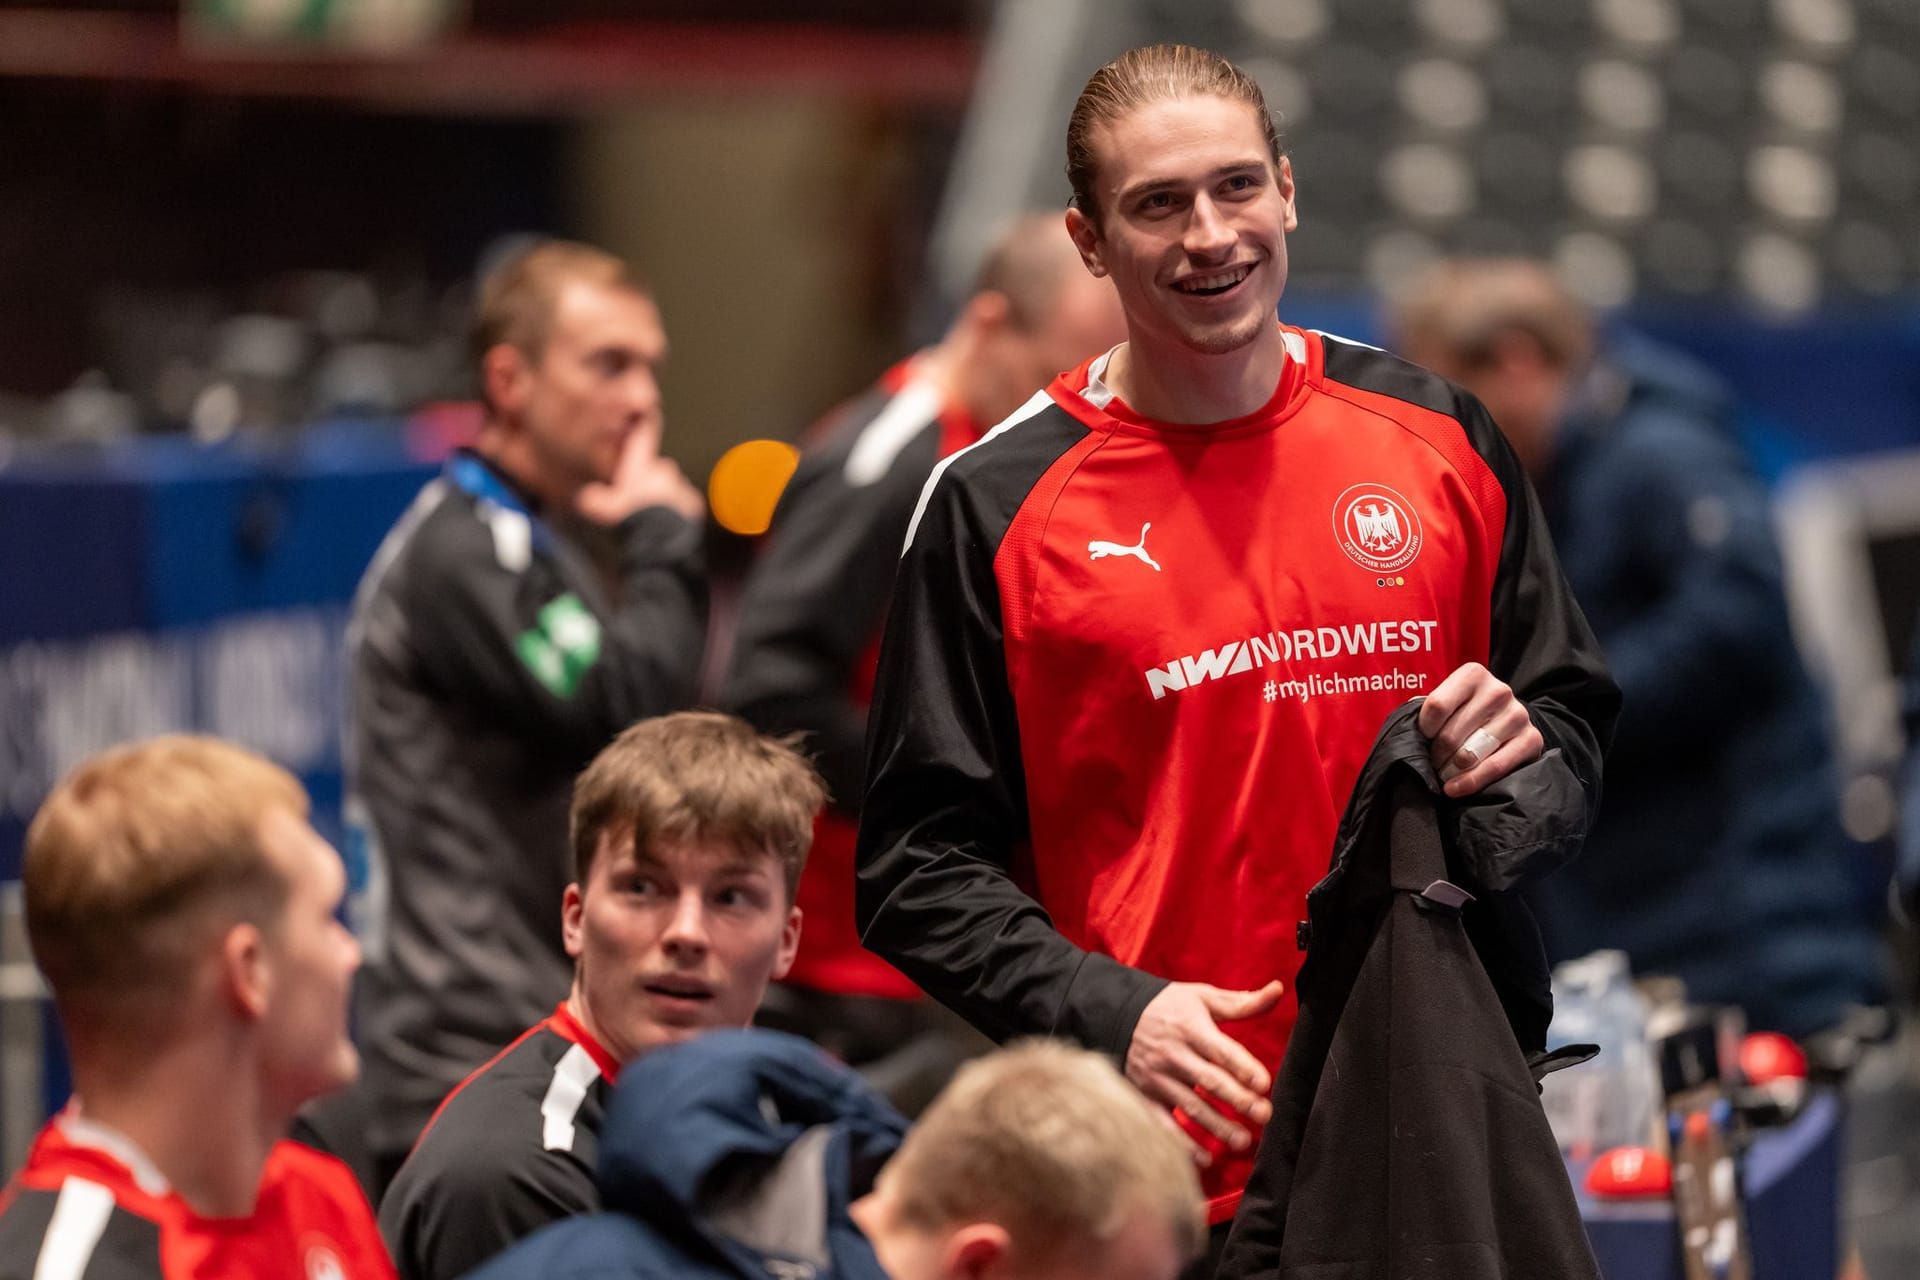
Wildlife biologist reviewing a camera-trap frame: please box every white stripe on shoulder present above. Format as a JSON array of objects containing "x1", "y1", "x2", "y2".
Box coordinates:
[
  {"x1": 901, "y1": 388, "x2": 1054, "y2": 555},
  {"x1": 540, "y1": 1043, "x2": 603, "y2": 1153},
  {"x1": 1313, "y1": 329, "x2": 1387, "y2": 354},
  {"x1": 843, "y1": 378, "x2": 946, "y2": 488},
  {"x1": 1282, "y1": 329, "x2": 1309, "y2": 364},
  {"x1": 32, "y1": 1178, "x2": 116, "y2": 1280}
]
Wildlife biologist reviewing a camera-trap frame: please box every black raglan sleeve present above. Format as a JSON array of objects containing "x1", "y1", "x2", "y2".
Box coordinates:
[
  {"x1": 380, "y1": 1116, "x2": 599, "y2": 1280},
  {"x1": 0, "y1": 1190, "x2": 164, "y2": 1280},
  {"x1": 1465, "y1": 395, "x2": 1622, "y2": 800},
  {"x1": 855, "y1": 432, "x2": 1167, "y2": 1058},
  {"x1": 722, "y1": 416, "x2": 941, "y2": 811},
  {"x1": 403, "y1": 501, "x2": 707, "y2": 763}
]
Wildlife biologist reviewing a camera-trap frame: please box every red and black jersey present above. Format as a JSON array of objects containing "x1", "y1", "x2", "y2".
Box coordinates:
[
  {"x1": 857, "y1": 325, "x2": 1618, "y2": 1222},
  {"x1": 0, "y1": 1112, "x2": 394, "y2": 1280},
  {"x1": 377, "y1": 1005, "x2": 618, "y2": 1280},
  {"x1": 723, "y1": 358, "x2": 981, "y2": 999}
]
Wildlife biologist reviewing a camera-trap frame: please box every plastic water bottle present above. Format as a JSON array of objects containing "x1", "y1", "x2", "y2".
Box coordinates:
[{"x1": 1542, "y1": 951, "x2": 1659, "y2": 1159}]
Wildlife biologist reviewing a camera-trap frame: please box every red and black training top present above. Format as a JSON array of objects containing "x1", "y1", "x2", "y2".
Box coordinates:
[
  {"x1": 856, "y1": 324, "x2": 1618, "y2": 1222},
  {"x1": 0, "y1": 1112, "x2": 395, "y2": 1279},
  {"x1": 378, "y1": 1005, "x2": 619, "y2": 1280},
  {"x1": 724, "y1": 357, "x2": 982, "y2": 1000}
]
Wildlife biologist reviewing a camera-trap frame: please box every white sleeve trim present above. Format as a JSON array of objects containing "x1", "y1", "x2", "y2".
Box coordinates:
[
  {"x1": 843, "y1": 379, "x2": 946, "y2": 488},
  {"x1": 1313, "y1": 328, "x2": 1385, "y2": 354},
  {"x1": 902, "y1": 389, "x2": 1054, "y2": 555},
  {"x1": 32, "y1": 1178, "x2": 116, "y2": 1280},
  {"x1": 540, "y1": 1043, "x2": 603, "y2": 1153}
]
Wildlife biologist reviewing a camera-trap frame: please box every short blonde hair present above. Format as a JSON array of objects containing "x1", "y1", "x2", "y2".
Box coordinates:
[
  {"x1": 880, "y1": 1041, "x2": 1206, "y2": 1264},
  {"x1": 570, "y1": 711, "x2": 825, "y2": 899},
  {"x1": 23, "y1": 736, "x2": 308, "y2": 1020}
]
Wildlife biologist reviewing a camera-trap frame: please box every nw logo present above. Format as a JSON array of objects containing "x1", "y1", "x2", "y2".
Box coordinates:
[
  {"x1": 1088, "y1": 523, "x2": 1161, "y2": 571},
  {"x1": 1352, "y1": 501, "x2": 1404, "y2": 553}
]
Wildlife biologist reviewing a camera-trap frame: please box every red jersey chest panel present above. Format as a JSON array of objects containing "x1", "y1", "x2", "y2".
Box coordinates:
[
  {"x1": 996, "y1": 329, "x2": 1505, "y2": 1028},
  {"x1": 7, "y1": 1121, "x2": 394, "y2": 1280}
]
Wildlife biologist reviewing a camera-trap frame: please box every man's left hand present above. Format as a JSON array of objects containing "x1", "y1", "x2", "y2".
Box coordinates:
[{"x1": 1417, "y1": 663, "x2": 1543, "y2": 798}]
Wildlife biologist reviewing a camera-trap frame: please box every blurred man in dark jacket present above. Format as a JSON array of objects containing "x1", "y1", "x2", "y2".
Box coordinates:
[
  {"x1": 346, "y1": 241, "x2": 708, "y2": 1184},
  {"x1": 1389, "y1": 257, "x2": 1883, "y2": 1036}
]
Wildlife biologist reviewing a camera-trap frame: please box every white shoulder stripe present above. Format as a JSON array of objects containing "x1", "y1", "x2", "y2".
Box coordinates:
[
  {"x1": 32, "y1": 1178, "x2": 116, "y2": 1280},
  {"x1": 1313, "y1": 328, "x2": 1385, "y2": 354},
  {"x1": 902, "y1": 388, "x2": 1055, "y2": 555},
  {"x1": 843, "y1": 379, "x2": 945, "y2": 488},
  {"x1": 540, "y1": 1043, "x2": 602, "y2": 1152}
]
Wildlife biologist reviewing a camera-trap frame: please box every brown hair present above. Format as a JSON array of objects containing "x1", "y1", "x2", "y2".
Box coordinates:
[
  {"x1": 24, "y1": 736, "x2": 307, "y2": 1019},
  {"x1": 880, "y1": 1041, "x2": 1207, "y2": 1264},
  {"x1": 570, "y1": 711, "x2": 825, "y2": 898},
  {"x1": 471, "y1": 239, "x2": 648, "y2": 383},
  {"x1": 1067, "y1": 44, "x2": 1285, "y2": 222},
  {"x1": 1385, "y1": 257, "x2": 1597, "y2": 372}
]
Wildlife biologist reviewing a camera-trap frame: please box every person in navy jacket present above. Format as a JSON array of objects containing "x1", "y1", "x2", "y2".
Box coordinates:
[{"x1": 1390, "y1": 256, "x2": 1884, "y2": 1036}]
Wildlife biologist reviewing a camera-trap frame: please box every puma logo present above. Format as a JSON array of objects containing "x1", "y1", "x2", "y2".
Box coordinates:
[{"x1": 1088, "y1": 523, "x2": 1161, "y2": 572}]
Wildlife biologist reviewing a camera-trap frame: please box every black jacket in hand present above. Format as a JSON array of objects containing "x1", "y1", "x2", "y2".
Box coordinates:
[{"x1": 1218, "y1": 700, "x2": 1601, "y2": 1280}]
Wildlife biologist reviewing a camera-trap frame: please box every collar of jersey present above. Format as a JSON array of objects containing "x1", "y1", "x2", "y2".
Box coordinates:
[
  {"x1": 550, "y1": 1001, "x2": 624, "y2": 1082},
  {"x1": 1051, "y1": 323, "x2": 1317, "y2": 440},
  {"x1": 54, "y1": 1107, "x2": 173, "y2": 1198},
  {"x1": 446, "y1": 449, "x2": 558, "y2": 552},
  {"x1": 888, "y1": 351, "x2": 984, "y2": 449},
  {"x1": 447, "y1": 449, "x2": 541, "y2": 518}
]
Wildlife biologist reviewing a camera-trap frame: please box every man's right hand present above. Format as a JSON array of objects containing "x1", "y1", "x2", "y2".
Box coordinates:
[
  {"x1": 1125, "y1": 979, "x2": 1285, "y2": 1164},
  {"x1": 577, "y1": 422, "x2": 705, "y2": 526}
]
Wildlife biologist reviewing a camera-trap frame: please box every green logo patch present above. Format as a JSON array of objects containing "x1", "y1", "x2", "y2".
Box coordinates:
[{"x1": 515, "y1": 594, "x2": 603, "y2": 698}]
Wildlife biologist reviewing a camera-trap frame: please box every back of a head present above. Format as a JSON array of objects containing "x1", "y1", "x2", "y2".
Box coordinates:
[
  {"x1": 971, "y1": 213, "x2": 1091, "y2": 334},
  {"x1": 879, "y1": 1041, "x2": 1205, "y2": 1277},
  {"x1": 1384, "y1": 257, "x2": 1595, "y2": 375},
  {"x1": 23, "y1": 735, "x2": 305, "y2": 1034},
  {"x1": 1066, "y1": 44, "x2": 1284, "y2": 222}
]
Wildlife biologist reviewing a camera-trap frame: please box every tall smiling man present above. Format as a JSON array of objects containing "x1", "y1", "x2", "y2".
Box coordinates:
[
  {"x1": 856, "y1": 44, "x2": 1619, "y2": 1273},
  {"x1": 378, "y1": 712, "x2": 821, "y2": 1280}
]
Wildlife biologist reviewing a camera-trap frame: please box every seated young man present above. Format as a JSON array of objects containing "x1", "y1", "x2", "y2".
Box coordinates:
[
  {"x1": 465, "y1": 1034, "x2": 1206, "y2": 1280},
  {"x1": 0, "y1": 736, "x2": 389, "y2": 1279},
  {"x1": 378, "y1": 711, "x2": 821, "y2": 1280}
]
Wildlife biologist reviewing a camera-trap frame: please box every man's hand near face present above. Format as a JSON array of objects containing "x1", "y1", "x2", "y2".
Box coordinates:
[
  {"x1": 578, "y1": 421, "x2": 705, "y2": 526},
  {"x1": 1418, "y1": 662, "x2": 1545, "y2": 798},
  {"x1": 1126, "y1": 979, "x2": 1285, "y2": 1164}
]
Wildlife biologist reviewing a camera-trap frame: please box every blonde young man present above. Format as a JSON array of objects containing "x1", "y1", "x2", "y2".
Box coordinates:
[
  {"x1": 378, "y1": 712, "x2": 823, "y2": 1280},
  {"x1": 856, "y1": 43, "x2": 1618, "y2": 1271},
  {"x1": 347, "y1": 240, "x2": 709, "y2": 1179},
  {"x1": 0, "y1": 737, "x2": 389, "y2": 1279}
]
